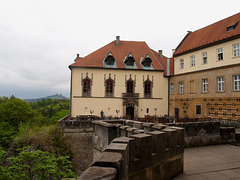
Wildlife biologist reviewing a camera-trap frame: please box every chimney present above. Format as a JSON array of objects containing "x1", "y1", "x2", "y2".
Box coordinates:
[
  {"x1": 158, "y1": 50, "x2": 163, "y2": 57},
  {"x1": 74, "y1": 53, "x2": 80, "y2": 62},
  {"x1": 172, "y1": 49, "x2": 176, "y2": 55},
  {"x1": 116, "y1": 36, "x2": 120, "y2": 45}
]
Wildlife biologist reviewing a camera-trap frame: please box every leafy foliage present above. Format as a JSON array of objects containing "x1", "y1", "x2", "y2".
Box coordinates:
[
  {"x1": 29, "y1": 99, "x2": 70, "y2": 125},
  {"x1": 0, "y1": 96, "x2": 70, "y2": 149},
  {"x1": 0, "y1": 96, "x2": 75, "y2": 179},
  {"x1": 1, "y1": 146, "x2": 76, "y2": 180},
  {"x1": 0, "y1": 97, "x2": 35, "y2": 148}
]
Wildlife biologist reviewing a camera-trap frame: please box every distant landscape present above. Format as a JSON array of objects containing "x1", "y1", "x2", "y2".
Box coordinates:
[{"x1": 23, "y1": 93, "x2": 69, "y2": 103}]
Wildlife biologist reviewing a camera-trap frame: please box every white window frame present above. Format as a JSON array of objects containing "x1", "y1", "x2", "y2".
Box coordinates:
[
  {"x1": 217, "y1": 76, "x2": 224, "y2": 92},
  {"x1": 217, "y1": 48, "x2": 223, "y2": 60},
  {"x1": 190, "y1": 55, "x2": 195, "y2": 66},
  {"x1": 202, "y1": 78, "x2": 208, "y2": 93},
  {"x1": 170, "y1": 83, "x2": 174, "y2": 94},
  {"x1": 233, "y1": 75, "x2": 240, "y2": 91},
  {"x1": 202, "y1": 52, "x2": 208, "y2": 64},
  {"x1": 180, "y1": 59, "x2": 184, "y2": 69},
  {"x1": 179, "y1": 81, "x2": 184, "y2": 94},
  {"x1": 233, "y1": 44, "x2": 240, "y2": 57}
]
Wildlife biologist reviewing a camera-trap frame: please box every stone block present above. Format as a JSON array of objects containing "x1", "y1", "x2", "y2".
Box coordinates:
[
  {"x1": 220, "y1": 127, "x2": 235, "y2": 142},
  {"x1": 133, "y1": 129, "x2": 144, "y2": 134},
  {"x1": 111, "y1": 137, "x2": 135, "y2": 177},
  {"x1": 126, "y1": 127, "x2": 138, "y2": 137},
  {"x1": 152, "y1": 123, "x2": 167, "y2": 131},
  {"x1": 142, "y1": 122, "x2": 155, "y2": 133},
  {"x1": 126, "y1": 120, "x2": 135, "y2": 127},
  {"x1": 130, "y1": 134, "x2": 152, "y2": 173},
  {"x1": 105, "y1": 143, "x2": 129, "y2": 179},
  {"x1": 169, "y1": 126, "x2": 184, "y2": 154},
  {"x1": 162, "y1": 128, "x2": 178, "y2": 159},
  {"x1": 133, "y1": 122, "x2": 143, "y2": 129},
  {"x1": 92, "y1": 152, "x2": 123, "y2": 180},
  {"x1": 119, "y1": 126, "x2": 130, "y2": 137},
  {"x1": 235, "y1": 132, "x2": 240, "y2": 143},
  {"x1": 147, "y1": 131, "x2": 166, "y2": 164},
  {"x1": 78, "y1": 166, "x2": 117, "y2": 180}
]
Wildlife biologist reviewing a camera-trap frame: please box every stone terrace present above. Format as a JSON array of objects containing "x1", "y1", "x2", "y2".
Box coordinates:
[{"x1": 173, "y1": 144, "x2": 240, "y2": 180}]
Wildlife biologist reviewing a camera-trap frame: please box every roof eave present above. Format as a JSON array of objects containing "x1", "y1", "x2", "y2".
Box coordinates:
[
  {"x1": 174, "y1": 34, "x2": 240, "y2": 57},
  {"x1": 68, "y1": 65, "x2": 164, "y2": 72}
]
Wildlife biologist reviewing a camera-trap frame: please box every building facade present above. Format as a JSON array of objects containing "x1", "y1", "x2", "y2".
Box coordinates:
[
  {"x1": 170, "y1": 12, "x2": 240, "y2": 121},
  {"x1": 69, "y1": 13, "x2": 240, "y2": 121},
  {"x1": 69, "y1": 37, "x2": 169, "y2": 119}
]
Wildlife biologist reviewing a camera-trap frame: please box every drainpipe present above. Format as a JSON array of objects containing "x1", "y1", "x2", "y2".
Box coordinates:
[
  {"x1": 167, "y1": 58, "x2": 170, "y2": 116},
  {"x1": 69, "y1": 67, "x2": 73, "y2": 117}
]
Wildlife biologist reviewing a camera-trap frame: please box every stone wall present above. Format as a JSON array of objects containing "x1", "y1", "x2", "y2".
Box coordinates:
[
  {"x1": 57, "y1": 114, "x2": 93, "y2": 133},
  {"x1": 57, "y1": 115, "x2": 94, "y2": 175},
  {"x1": 79, "y1": 119, "x2": 185, "y2": 180},
  {"x1": 166, "y1": 121, "x2": 236, "y2": 147}
]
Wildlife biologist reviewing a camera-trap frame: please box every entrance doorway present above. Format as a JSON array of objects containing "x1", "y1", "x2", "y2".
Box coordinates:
[
  {"x1": 175, "y1": 108, "x2": 179, "y2": 119},
  {"x1": 126, "y1": 106, "x2": 134, "y2": 119}
]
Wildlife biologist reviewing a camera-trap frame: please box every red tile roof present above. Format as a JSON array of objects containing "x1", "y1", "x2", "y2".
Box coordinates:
[
  {"x1": 151, "y1": 50, "x2": 173, "y2": 76},
  {"x1": 174, "y1": 12, "x2": 240, "y2": 56},
  {"x1": 69, "y1": 40, "x2": 167, "y2": 71}
]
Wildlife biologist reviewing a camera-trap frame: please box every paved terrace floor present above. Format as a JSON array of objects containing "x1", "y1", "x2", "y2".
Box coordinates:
[{"x1": 173, "y1": 145, "x2": 240, "y2": 180}]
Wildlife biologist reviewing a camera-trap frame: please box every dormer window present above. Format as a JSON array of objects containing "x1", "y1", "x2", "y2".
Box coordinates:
[
  {"x1": 227, "y1": 21, "x2": 239, "y2": 32},
  {"x1": 124, "y1": 53, "x2": 135, "y2": 66},
  {"x1": 105, "y1": 52, "x2": 115, "y2": 65},
  {"x1": 142, "y1": 54, "x2": 152, "y2": 67}
]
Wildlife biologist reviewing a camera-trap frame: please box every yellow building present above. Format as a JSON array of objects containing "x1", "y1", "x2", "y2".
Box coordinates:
[
  {"x1": 69, "y1": 13, "x2": 240, "y2": 121},
  {"x1": 69, "y1": 37, "x2": 169, "y2": 119},
  {"x1": 170, "y1": 12, "x2": 240, "y2": 121}
]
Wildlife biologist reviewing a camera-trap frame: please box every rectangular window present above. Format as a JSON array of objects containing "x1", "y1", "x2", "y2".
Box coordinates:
[
  {"x1": 180, "y1": 59, "x2": 184, "y2": 69},
  {"x1": 217, "y1": 48, "x2": 223, "y2": 60},
  {"x1": 170, "y1": 83, "x2": 174, "y2": 94},
  {"x1": 144, "y1": 80, "x2": 152, "y2": 97},
  {"x1": 202, "y1": 52, "x2": 207, "y2": 64},
  {"x1": 106, "y1": 79, "x2": 114, "y2": 97},
  {"x1": 196, "y1": 105, "x2": 202, "y2": 115},
  {"x1": 217, "y1": 76, "x2": 224, "y2": 92},
  {"x1": 191, "y1": 55, "x2": 195, "y2": 66},
  {"x1": 202, "y1": 78, "x2": 208, "y2": 93},
  {"x1": 233, "y1": 75, "x2": 240, "y2": 91},
  {"x1": 179, "y1": 81, "x2": 184, "y2": 94},
  {"x1": 190, "y1": 81, "x2": 195, "y2": 93},
  {"x1": 83, "y1": 78, "x2": 91, "y2": 96},
  {"x1": 146, "y1": 108, "x2": 149, "y2": 113},
  {"x1": 233, "y1": 44, "x2": 240, "y2": 57}
]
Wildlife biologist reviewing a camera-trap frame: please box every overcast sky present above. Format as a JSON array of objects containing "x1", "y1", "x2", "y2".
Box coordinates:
[{"x1": 0, "y1": 0, "x2": 239, "y2": 99}]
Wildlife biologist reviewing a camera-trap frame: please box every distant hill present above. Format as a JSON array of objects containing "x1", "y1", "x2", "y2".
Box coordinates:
[{"x1": 24, "y1": 94, "x2": 69, "y2": 103}]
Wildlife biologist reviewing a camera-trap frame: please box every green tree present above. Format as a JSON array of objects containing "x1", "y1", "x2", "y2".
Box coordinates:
[
  {"x1": 0, "y1": 98, "x2": 35, "y2": 127},
  {"x1": 0, "y1": 98, "x2": 36, "y2": 148},
  {"x1": 50, "y1": 109, "x2": 70, "y2": 124},
  {"x1": 3, "y1": 146, "x2": 75, "y2": 180}
]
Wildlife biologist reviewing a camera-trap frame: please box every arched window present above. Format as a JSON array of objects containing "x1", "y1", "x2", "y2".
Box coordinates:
[
  {"x1": 144, "y1": 79, "x2": 152, "y2": 97},
  {"x1": 127, "y1": 80, "x2": 134, "y2": 93},
  {"x1": 83, "y1": 78, "x2": 91, "y2": 96},
  {"x1": 106, "y1": 79, "x2": 114, "y2": 97}
]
